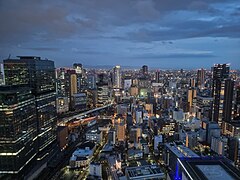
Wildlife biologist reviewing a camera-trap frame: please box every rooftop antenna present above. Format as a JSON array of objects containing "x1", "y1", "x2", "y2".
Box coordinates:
[{"x1": 8, "y1": 54, "x2": 11, "y2": 59}]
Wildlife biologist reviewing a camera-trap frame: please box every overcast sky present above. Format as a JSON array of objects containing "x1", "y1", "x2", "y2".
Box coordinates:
[{"x1": 0, "y1": 0, "x2": 239, "y2": 69}]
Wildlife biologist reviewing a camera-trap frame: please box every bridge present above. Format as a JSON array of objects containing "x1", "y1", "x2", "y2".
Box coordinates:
[{"x1": 58, "y1": 103, "x2": 113, "y2": 126}]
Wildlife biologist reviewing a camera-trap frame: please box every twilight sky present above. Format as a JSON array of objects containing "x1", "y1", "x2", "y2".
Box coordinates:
[{"x1": 0, "y1": 0, "x2": 240, "y2": 69}]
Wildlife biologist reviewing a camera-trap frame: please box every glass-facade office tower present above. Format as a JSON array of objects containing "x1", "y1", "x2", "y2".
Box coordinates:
[
  {"x1": 212, "y1": 64, "x2": 234, "y2": 126},
  {"x1": 3, "y1": 56, "x2": 56, "y2": 160},
  {"x1": 0, "y1": 86, "x2": 38, "y2": 174}
]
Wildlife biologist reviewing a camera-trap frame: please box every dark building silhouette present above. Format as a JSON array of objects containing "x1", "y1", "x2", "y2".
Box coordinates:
[
  {"x1": 3, "y1": 56, "x2": 56, "y2": 166},
  {"x1": 155, "y1": 70, "x2": 160, "y2": 83},
  {"x1": 197, "y1": 68, "x2": 205, "y2": 88},
  {"x1": 227, "y1": 137, "x2": 240, "y2": 167},
  {"x1": 222, "y1": 79, "x2": 234, "y2": 122},
  {"x1": 234, "y1": 86, "x2": 240, "y2": 120},
  {"x1": 0, "y1": 86, "x2": 38, "y2": 175},
  {"x1": 142, "y1": 65, "x2": 148, "y2": 75},
  {"x1": 211, "y1": 64, "x2": 232, "y2": 126}
]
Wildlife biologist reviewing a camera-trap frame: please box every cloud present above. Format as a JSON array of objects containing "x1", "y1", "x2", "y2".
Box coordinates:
[
  {"x1": 23, "y1": 47, "x2": 61, "y2": 51},
  {"x1": 124, "y1": 19, "x2": 240, "y2": 42},
  {"x1": 71, "y1": 48, "x2": 108, "y2": 55},
  {"x1": 135, "y1": 51, "x2": 216, "y2": 59},
  {"x1": 0, "y1": 0, "x2": 239, "y2": 44},
  {"x1": 0, "y1": 0, "x2": 239, "y2": 69}
]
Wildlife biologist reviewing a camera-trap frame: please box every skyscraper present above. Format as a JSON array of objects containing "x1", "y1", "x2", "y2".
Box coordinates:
[
  {"x1": 155, "y1": 70, "x2": 160, "y2": 83},
  {"x1": 0, "y1": 86, "x2": 37, "y2": 176},
  {"x1": 65, "y1": 69, "x2": 77, "y2": 108},
  {"x1": 234, "y1": 86, "x2": 240, "y2": 120},
  {"x1": 56, "y1": 68, "x2": 67, "y2": 97},
  {"x1": 188, "y1": 87, "x2": 197, "y2": 112},
  {"x1": 211, "y1": 64, "x2": 233, "y2": 126},
  {"x1": 189, "y1": 78, "x2": 196, "y2": 88},
  {"x1": 197, "y1": 68, "x2": 205, "y2": 88},
  {"x1": 222, "y1": 79, "x2": 234, "y2": 122},
  {"x1": 112, "y1": 65, "x2": 121, "y2": 88},
  {"x1": 73, "y1": 63, "x2": 83, "y2": 93},
  {"x1": 142, "y1": 65, "x2": 148, "y2": 75},
  {"x1": 73, "y1": 63, "x2": 83, "y2": 74},
  {"x1": 97, "y1": 73, "x2": 109, "y2": 106},
  {"x1": 3, "y1": 56, "x2": 56, "y2": 161},
  {"x1": 87, "y1": 74, "x2": 97, "y2": 90}
]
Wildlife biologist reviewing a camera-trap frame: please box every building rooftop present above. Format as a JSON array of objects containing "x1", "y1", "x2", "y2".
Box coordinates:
[
  {"x1": 165, "y1": 142, "x2": 199, "y2": 158},
  {"x1": 125, "y1": 165, "x2": 165, "y2": 179},
  {"x1": 17, "y1": 56, "x2": 41, "y2": 60},
  {"x1": 179, "y1": 157, "x2": 240, "y2": 180}
]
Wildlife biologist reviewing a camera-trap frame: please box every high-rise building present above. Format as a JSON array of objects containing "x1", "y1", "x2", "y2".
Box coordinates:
[
  {"x1": 112, "y1": 65, "x2": 121, "y2": 88},
  {"x1": 4, "y1": 56, "x2": 56, "y2": 161},
  {"x1": 97, "y1": 86, "x2": 109, "y2": 107},
  {"x1": 87, "y1": 74, "x2": 96, "y2": 90},
  {"x1": 211, "y1": 64, "x2": 232, "y2": 126},
  {"x1": 155, "y1": 70, "x2": 160, "y2": 83},
  {"x1": 73, "y1": 63, "x2": 84, "y2": 92},
  {"x1": 227, "y1": 137, "x2": 240, "y2": 167},
  {"x1": 234, "y1": 86, "x2": 240, "y2": 120},
  {"x1": 189, "y1": 78, "x2": 196, "y2": 88},
  {"x1": 195, "y1": 95, "x2": 213, "y2": 119},
  {"x1": 0, "y1": 86, "x2": 38, "y2": 176},
  {"x1": 97, "y1": 73, "x2": 109, "y2": 107},
  {"x1": 56, "y1": 68, "x2": 70, "y2": 113},
  {"x1": 124, "y1": 79, "x2": 132, "y2": 90},
  {"x1": 56, "y1": 68, "x2": 67, "y2": 97},
  {"x1": 197, "y1": 68, "x2": 205, "y2": 88},
  {"x1": 73, "y1": 63, "x2": 83, "y2": 74},
  {"x1": 222, "y1": 79, "x2": 234, "y2": 122},
  {"x1": 65, "y1": 70, "x2": 77, "y2": 109},
  {"x1": 0, "y1": 63, "x2": 5, "y2": 85},
  {"x1": 188, "y1": 87, "x2": 197, "y2": 112},
  {"x1": 142, "y1": 65, "x2": 148, "y2": 75},
  {"x1": 98, "y1": 73, "x2": 108, "y2": 85}
]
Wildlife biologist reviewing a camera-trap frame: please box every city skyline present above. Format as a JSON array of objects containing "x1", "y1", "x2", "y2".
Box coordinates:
[
  {"x1": 0, "y1": 0, "x2": 240, "y2": 69},
  {"x1": 0, "y1": 1, "x2": 240, "y2": 178},
  {"x1": 0, "y1": 56, "x2": 240, "y2": 179}
]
